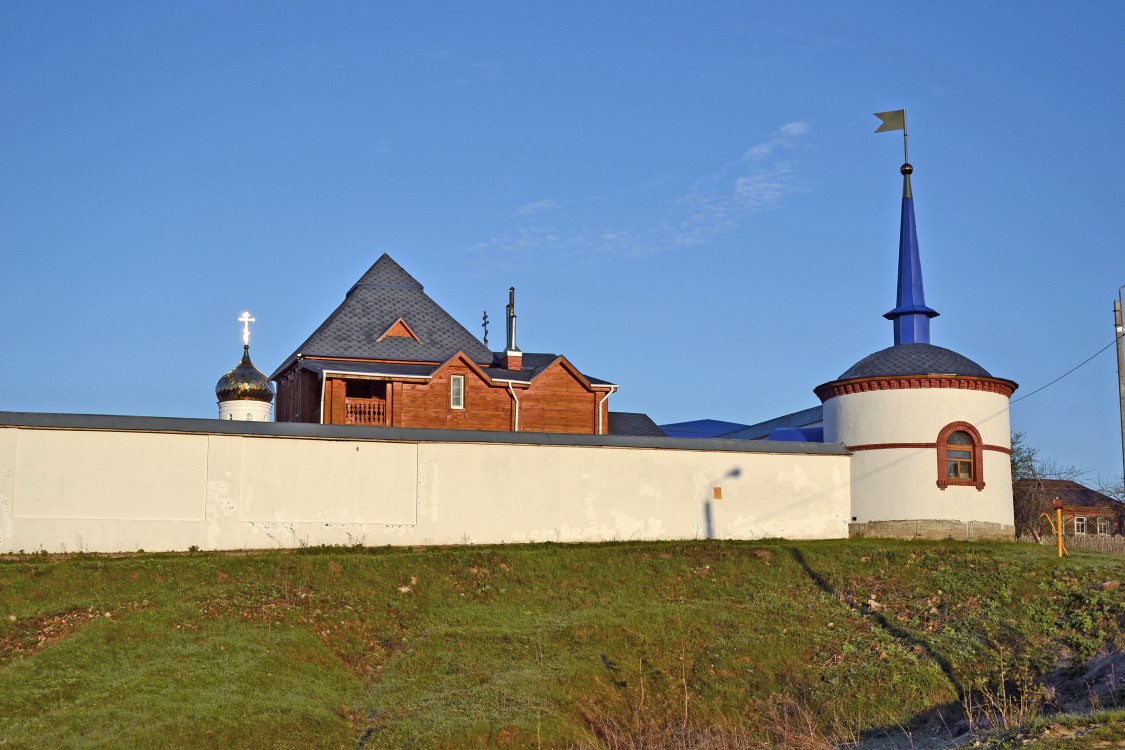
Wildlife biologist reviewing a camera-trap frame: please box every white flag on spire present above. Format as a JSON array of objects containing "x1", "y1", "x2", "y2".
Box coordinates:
[{"x1": 874, "y1": 109, "x2": 906, "y2": 133}]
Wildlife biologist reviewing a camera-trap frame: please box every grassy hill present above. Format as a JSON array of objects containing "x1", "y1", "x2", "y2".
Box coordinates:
[{"x1": 2, "y1": 539, "x2": 1124, "y2": 749}]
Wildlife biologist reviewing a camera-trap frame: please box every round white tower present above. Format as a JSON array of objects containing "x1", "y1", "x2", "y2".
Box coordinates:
[
  {"x1": 816, "y1": 346, "x2": 1017, "y2": 540},
  {"x1": 817, "y1": 126, "x2": 1018, "y2": 540},
  {"x1": 215, "y1": 312, "x2": 274, "y2": 422}
]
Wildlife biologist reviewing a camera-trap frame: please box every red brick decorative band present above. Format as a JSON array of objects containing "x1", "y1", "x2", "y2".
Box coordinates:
[
  {"x1": 847, "y1": 442, "x2": 1011, "y2": 455},
  {"x1": 814, "y1": 375, "x2": 1017, "y2": 402},
  {"x1": 845, "y1": 421, "x2": 1011, "y2": 493}
]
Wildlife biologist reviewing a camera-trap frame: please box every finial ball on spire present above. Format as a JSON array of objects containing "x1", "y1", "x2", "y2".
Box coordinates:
[{"x1": 900, "y1": 163, "x2": 913, "y2": 176}]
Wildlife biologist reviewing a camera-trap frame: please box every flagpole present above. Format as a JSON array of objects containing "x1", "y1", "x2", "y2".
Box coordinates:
[{"x1": 902, "y1": 110, "x2": 909, "y2": 165}]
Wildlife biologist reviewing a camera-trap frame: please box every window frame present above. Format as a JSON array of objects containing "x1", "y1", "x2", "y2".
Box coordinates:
[
  {"x1": 1097, "y1": 517, "x2": 1110, "y2": 535},
  {"x1": 450, "y1": 374, "x2": 465, "y2": 410},
  {"x1": 1074, "y1": 516, "x2": 1087, "y2": 535},
  {"x1": 935, "y1": 421, "x2": 986, "y2": 491}
]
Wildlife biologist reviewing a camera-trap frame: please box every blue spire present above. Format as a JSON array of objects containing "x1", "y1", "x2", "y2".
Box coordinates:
[{"x1": 883, "y1": 164, "x2": 938, "y2": 344}]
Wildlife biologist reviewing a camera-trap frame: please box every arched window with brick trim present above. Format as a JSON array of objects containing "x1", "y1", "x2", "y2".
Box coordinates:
[{"x1": 936, "y1": 421, "x2": 985, "y2": 490}]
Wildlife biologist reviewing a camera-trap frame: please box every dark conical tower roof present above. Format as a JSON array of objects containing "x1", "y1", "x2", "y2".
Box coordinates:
[
  {"x1": 270, "y1": 253, "x2": 494, "y2": 379},
  {"x1": 216, "y1": 345, "x2": 275, "y2": 403}
]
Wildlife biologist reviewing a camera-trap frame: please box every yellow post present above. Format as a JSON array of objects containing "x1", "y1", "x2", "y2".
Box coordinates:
[
  {"x1": 1040, "y1": 499, "x2": 1068, "y2": 558},
  {"x1": 1057, "y1": 504, "x2": 1064, "y2": 558}
]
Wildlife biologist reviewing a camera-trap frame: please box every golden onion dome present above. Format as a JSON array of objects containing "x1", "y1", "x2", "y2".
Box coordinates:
[{"x1": 216, "y1": 345, "x2": 275, "y2": 403}]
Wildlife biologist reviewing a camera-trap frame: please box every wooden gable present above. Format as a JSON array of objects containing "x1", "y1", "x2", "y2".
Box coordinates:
[
  {"x1": 520, "y1": 358, "x2": 602, "y2": 434},
  {"x1": 397, "y1": 351, "x2": 513, "y2": 431},
  {"x1": 376, "y1": 317, "x2": 422, "y2": 344}
]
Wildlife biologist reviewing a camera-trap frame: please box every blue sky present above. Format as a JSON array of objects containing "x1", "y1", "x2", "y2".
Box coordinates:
[{"x1": 2, "y1": 3, "x2": 1123, "y2": 484}]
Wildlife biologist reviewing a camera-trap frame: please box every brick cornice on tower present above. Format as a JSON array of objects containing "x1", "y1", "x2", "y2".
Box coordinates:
[{"x1": 814, "y1": 374, "x2": 1018, "y2": 402}]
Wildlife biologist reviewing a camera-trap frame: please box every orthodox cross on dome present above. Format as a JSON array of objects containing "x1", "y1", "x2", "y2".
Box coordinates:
[
  {"x1": 874, "y1": 109, "x2": 939, "y2": 345},
  {"x1": 238, "y1": 311, "x2": 256, "y2": 347}
]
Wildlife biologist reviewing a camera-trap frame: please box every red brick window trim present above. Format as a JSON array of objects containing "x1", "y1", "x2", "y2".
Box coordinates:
[{"x1": 936, "y1": 421, "x2": 985, "y2": 491}]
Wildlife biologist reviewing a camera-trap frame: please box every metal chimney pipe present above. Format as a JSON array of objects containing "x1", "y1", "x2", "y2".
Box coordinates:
[{"x1": 506, "y1": 286, "x2": 519, "y2": 352}]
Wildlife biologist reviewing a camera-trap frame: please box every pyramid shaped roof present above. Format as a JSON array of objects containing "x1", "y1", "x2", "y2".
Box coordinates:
[{"x1": 272, "y1": 254, "x2": 494, "y2": 378}]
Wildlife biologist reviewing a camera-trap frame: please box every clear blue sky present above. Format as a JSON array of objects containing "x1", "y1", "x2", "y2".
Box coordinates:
[{"x1": 2, "y1": 3, "x2": 1123, "y2": 484}]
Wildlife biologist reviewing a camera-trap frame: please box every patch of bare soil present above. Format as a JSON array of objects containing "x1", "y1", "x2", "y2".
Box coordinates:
[{"x1": 0, "y1": 604, "x2": 144, "y2": 664}]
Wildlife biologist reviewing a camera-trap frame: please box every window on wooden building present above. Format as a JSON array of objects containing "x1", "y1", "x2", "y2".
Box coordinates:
[
  {"x1": 1097, "y1": 517, "x2": 1110, "y2": 535},
  {"x1": 1074, "y1": 516, "x2": 1087, "y2": 534},
  {"x1": 451, "y1": 375, "x2": 465, "y2": 409}
]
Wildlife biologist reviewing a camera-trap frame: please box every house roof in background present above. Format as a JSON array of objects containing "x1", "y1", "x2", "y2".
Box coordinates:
[
  {"x1": 659, "y1": 418, "x2": 749, "y2": 439},
  {"x1": 1014, "y1": 479, "x2": 1122, "y2": 509},
  {"x1": 608, "y1": 412, "x2": 665, "y2": 438},
  {"x1": 297, "y1": 351, "x2": 615, "y2": 390},
  {"x1": 719, "y1": 405, "x2": 823, "y2": 441},
  {"x1": 272, "y1": 255, "x2": 615, "y2": 388},
  {"x1": 272, "y1": 254, "x2": 495, "y2": 378},
  {"x1": 483, "y1": 352, "x2": 614, "y2": 388},
  {"x1": 298, "y1": 360, "x2": 438, "y2": 379}
]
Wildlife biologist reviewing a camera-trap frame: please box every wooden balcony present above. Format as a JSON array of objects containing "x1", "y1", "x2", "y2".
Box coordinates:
[{"x1": 345, "y1": 397, "x2": 387, "y2": 426}]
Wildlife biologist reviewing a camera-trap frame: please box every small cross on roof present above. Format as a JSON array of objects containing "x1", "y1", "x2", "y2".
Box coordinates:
[{"x1": 238, "y1": 311, "x2": 256, "y2": 347}]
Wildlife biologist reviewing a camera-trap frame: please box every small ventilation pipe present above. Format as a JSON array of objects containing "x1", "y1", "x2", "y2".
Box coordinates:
[{"x1": 504, "y1": 286, "x2": 522, "y2": 370}]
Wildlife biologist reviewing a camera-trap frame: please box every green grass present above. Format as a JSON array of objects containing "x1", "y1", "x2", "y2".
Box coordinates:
[{"x1": 1, "y1": 539, "x2": 1124, "y2": 748}]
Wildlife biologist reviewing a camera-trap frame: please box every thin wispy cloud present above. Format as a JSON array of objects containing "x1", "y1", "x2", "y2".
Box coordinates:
[
  {"x1": 743, "y1": 120, "x2": 809, "y2": 160},
  {"x1": 464, "y1": 120, "x2": 812, "y2": 269},
  {"x1": 513, "y1": 199, "x2": 560, "y2": 217}
]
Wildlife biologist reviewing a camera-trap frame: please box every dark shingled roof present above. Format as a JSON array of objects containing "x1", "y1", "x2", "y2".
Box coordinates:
[
  {"x1": 838, "y1": 343, "x2": 992, "y2": 380},
  {"x1": 272, "y1": 254, "x2": 495, "y2": 379},
  {"x1": 1014, "y1": 479, "x2": 1122, "y2": 509},
  {"x1": 608, "y1": 412, "x2": 666, "y2": 438},
  {"x1": 484, "y1": 352, "x2": 559, "y2": 383},
  {"x1": 482, "y1": 353, "x2": 614, "y2": 387},
  {"x1": 299, "y1": 360, "x2": 438, "y2": 379},
  {"x1": 272, "y1": 254, "x2": 616, "y2": 388}
]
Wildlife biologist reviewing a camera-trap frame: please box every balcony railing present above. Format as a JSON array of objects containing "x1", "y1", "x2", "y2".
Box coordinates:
[{"x1": 345, "y1": 398, "x2": 387, "y2": 426}]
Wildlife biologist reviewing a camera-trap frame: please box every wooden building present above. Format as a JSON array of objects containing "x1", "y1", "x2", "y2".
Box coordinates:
[
  {"x1": 270, "y1": 254, "x2": 626, "y2": 434},
  {"x1": 1017, "y1": 478, "x2": 1125, "y2": 537}
]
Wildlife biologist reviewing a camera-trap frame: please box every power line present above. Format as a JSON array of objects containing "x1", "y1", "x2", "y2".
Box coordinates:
[{"x1": 1011, "y1": 332, "x2": 1122, "y2": 404}]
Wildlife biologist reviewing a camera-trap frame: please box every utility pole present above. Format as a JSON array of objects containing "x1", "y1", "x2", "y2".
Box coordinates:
[{"x1": 1116, "y1": 286, "x2": 1125, "y2": 486}]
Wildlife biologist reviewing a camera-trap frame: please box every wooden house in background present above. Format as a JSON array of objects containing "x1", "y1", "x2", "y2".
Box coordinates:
[
  {"x1": 1018, "y1": 478, "x2": 1125, "y2": 537},
  {"x1": 270, "y1": 254, "x2": 651, "y2": 435}
]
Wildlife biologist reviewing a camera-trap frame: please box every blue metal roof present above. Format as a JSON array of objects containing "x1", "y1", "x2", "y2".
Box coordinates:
[
  {"x1": 659, "y1": 418, "x2": 749, "y2": 439},
  {"x1": 719, "y1": 405, "x2": 823, "y2": 441}
]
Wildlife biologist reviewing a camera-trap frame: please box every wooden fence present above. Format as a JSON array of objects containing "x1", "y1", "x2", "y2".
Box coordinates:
[
  {"x1": 1064, "y1": 534, "x2": 1125, "y2": 554},
  {"x1": 1022, "y1": 534, "x2": 1125, "y2": 555}
]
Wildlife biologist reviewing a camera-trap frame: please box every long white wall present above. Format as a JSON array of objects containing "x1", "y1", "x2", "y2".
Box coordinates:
[{"x1": 0, "y1": 416, "x2": 851, "y2": 553}]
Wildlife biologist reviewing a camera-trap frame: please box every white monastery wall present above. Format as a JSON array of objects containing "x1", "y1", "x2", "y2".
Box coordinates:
[
  {"x1": 823, "y1": 388, "x2": 1014, "y2": 533},
  {"x1": 0, "y1": 416, "x2": 851, "y2": 554}
]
